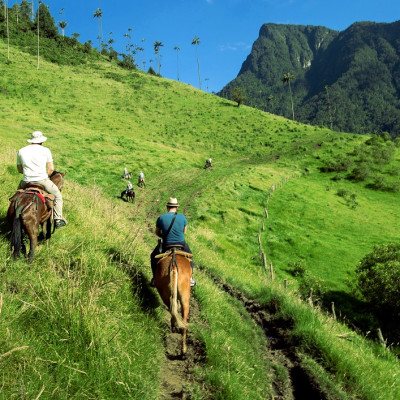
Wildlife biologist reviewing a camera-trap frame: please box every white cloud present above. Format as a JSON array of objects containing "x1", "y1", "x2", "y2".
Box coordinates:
[{"x1": 219, "y1": 42, "x2": 251, "y2": 52}]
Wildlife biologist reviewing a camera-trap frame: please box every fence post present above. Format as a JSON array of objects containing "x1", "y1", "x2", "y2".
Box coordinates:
[
  {"x1": 262, "y1": 252, "x2": 268, "y2": 272},
  {"x1": 377, "y1": 328, "x2": 386, "y2": 349},
  {"x1": 269, "y1": 263, "x2": 275, "y2": 280},
  {"x1": 284, "y1": 279, "x2": 288, "y2": 289},
  {"x1": 331, "y1": 302, "x2": 336, "y2": 320}
]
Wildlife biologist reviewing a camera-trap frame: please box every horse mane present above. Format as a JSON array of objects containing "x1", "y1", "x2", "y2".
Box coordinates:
[{"x1": 50, "y1": 170, "x2": 61, "y2": 177}]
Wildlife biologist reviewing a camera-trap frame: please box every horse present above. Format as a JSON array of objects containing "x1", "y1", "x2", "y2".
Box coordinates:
[
  {"x1": 137, "y1": 177, "x2": 146, "y2": 188},
  {"x1": 204, "y1": 161, "x2": 212, "y2": 171},
  {"x1": 154, "y1": 245, "x2": 192, "y2": 356},
  {"x1": 7, "y1": 171, "x2": 66, "y2": 261},
  {"x1": 121, "y1": 189, "x2": 135, "y2": 202},
  {"x1": 121, "y1": 172, "x2": 132, "y2": 179}
]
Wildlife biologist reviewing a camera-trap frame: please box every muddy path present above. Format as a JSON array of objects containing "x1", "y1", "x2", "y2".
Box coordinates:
[{"x1": 158, "y1": 296, "x2": 207, "y2": 399}]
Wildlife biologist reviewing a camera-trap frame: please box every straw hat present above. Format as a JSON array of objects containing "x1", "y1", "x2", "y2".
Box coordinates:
[
  {"x1": 166, "y1": 197, "x2": 179, "y2": 208},
  {"x1": 27, "y1": 131, "x2": 47, "y2": 143}
]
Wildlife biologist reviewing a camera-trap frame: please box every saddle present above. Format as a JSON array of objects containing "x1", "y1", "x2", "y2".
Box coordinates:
[
  {"x1": 9, "y1": 185, "x2": 55, "y2": 210},
  {"x1": 155, "y1": 245, "x2": 193, "y2": 261}
]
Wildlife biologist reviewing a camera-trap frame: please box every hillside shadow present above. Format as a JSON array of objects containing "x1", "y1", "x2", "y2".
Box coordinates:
[{"x1": 322, "y1": 290, "x2": 376, "y2": 333}]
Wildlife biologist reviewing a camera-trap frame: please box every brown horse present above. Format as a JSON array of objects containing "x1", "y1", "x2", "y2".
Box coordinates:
[
  {"x1": 155, "y1": 246, "x2": 192, "y2": 356},
  {"x1": 7, "y1": 171, "x2": 65, "y2": 261},
  {"x1": 121, "y1": 189, "x2": 135, "y2": 202}
]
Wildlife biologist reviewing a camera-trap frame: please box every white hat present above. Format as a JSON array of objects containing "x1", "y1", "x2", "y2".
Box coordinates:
[
  {"x1": 27, "y1": 131, "x2": 47, "y2": 143},
  {"x1": 166, "y1": 197, "x2": 179, "y2": 207}
]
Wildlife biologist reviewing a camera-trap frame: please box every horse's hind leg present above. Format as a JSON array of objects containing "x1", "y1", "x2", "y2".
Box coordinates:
[
  {"x1": 180, "y1": 294, "x2": 190, "y2": 355},
  {"x1": 27, "y1": 229, "x2": 38, "y2": 262}
]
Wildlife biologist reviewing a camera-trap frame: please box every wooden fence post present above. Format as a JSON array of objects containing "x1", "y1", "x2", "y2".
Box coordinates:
[
  {"x1": 377, "y1": 328, "x2": 386, "y2": 349},
  {"x1": 269, "y1": 263, "x2": 275, "y2": 281},
  {"x1": 262, "y1": 252, "x2": 268, "y2": 272},
  {"x1": 284, "y1": 279, "x2": 288, "y2": 289},
  {"x1": 331, "y1": 302, "x2": 336, "y2": 320}
]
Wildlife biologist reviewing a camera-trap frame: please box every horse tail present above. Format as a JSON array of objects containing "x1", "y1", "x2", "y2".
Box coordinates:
[
  {"x1": 10, "y1": 208, "x2": 23, "y2": 257},
  {"x1": 170, "y1": 266, "x2": 187, "y2": 329}
]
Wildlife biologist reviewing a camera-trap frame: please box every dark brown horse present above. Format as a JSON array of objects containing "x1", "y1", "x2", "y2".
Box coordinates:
[
  {"x1": 121, "y1": 189, "x2": 135, "y2": 202},
  {"x1": 204, "y1": 161, "x2": 212, "y2": 171},
  {"x1": 154, "y1": 246, "x2": 192, "y2": 356},
  {"x1": 7, "y1": 171, "x2": 65, "y2": 261}
]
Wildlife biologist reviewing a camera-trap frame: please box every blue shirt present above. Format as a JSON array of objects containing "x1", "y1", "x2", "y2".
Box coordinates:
[{"x1": 156, "y1": 212, "x2": 187, "y2": 244}]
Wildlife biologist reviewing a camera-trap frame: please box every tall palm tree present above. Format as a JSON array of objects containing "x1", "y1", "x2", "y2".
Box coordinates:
[
  {"x1": 5, "y1": 0, "x2": 10, "y2": 60},
  {"x1": 59, "y1": 20, "x2": 67, "y2": 38},
  {"x1": 93, "y1": 8, "x2": 103, "y2": 51},
  {"x1": 36, "y1": 0, "x2": 40, "y2": 69},
  {"x1": 153, "y1": 40, "x2": 163, "y2": 75},
  {"x1": 191, "y1": 36, "x2": 201, "y2": 90},
  {"x1": 282, "y1": 72, "x2": 295, "y2": 120},
  {"x1": 324, "y1": 85, "x2": 333, "y2": 130},
  {"x1": 173, "y1": 46, "x2": 180, "y2": 81}
]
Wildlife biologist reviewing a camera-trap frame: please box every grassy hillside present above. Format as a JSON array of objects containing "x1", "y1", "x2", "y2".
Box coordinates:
[{"x1": 1, "y1": 40, "x2": 400, "y2": 399}]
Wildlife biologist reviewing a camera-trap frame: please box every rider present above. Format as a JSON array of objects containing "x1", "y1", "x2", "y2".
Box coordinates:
[
  {"x1": 150, "y1": 197, "x2": 196, "y2": 287},
  {"x1": 124, "y1": 166, "x2": 128, "y2": 176},
  {"x1": 17, "y1": 131, "x2": 67, "y2": 229},
  {"x1": 138, "y1": 171, "x2": 145, "y2": 185},
  {"x1": 125, "y1": 181, "x2": 133, "y2": 194}
]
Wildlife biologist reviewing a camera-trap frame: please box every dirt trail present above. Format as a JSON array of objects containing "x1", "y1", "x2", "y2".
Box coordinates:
[{"x1": 158, "y1": 296, "x2": 206, "y2": 399}]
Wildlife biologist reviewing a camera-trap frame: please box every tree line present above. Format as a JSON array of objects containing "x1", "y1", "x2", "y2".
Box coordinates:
[{"x1": 0, "y1": 1, "x2": 205, "y2": 89}]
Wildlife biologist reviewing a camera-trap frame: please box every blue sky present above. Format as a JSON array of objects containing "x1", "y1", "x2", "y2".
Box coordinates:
[{"x1": 44, "y1": 0, "x2": 400, "y2": 93}]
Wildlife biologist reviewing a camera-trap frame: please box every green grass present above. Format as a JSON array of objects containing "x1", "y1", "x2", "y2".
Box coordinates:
[{"x1": 1, "y1": 39, "x2": 400, "y2": 399}]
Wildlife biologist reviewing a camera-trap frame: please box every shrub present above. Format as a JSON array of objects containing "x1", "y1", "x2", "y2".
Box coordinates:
[
  {"x1": 356, "y1": 243, "x2": 400, "y2": 319},
  {"x1": 298, "y1": 271, "x2": 327, "y2": 305},
  {"x1": 288, "y1": 260, "x2": 307, "y2": 277}
]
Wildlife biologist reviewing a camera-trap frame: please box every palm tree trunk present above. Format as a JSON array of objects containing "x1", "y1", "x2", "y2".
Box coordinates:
[
  {"x1": 288, "y1": 82, "x2": 294, "y2": 120},
  {"x1": 37, "y1": 1, "x2": 39, "y2": 70},
  {"x1": 195, "y1": 46, "x2": 201, "y2": 90},
  {"x1": 6, "y1": 0, "x2": 10, "y2": 60}
]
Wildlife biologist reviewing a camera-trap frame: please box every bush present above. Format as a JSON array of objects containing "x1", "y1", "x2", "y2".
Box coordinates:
[
  {"x1": 298, "y1": 271, "x2": 327, "y2": 305},
  {"x1": 356, "y1": 243, "x2": 400, "y2": 319}
]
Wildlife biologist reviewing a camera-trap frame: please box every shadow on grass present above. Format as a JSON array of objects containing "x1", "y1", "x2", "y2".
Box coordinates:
[
  {"x1": 106, "y1": 247, "x2": 160, "y2": 315},
  {"x1": 322, "y1": 290, "x2": 376, "y2": 332},
  {"x1": 0, "y1": 213, "x2": 11, "y2": 241}
]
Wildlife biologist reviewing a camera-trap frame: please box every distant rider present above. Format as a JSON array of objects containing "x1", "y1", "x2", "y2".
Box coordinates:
[
  {"x1": 150, "y1": 197, "x2": 196, "y2": 287},
  {"x1": 125, "y1": 181, "x2": 133, "y2": 194},
  {"x1": 124, "y1": 167, "x2": 128, "y2": 176},
  {"x1": 17, "y1": 131, "x2": 67, "y2": 229},
  {"x1": 138, "y1": 171, "x2": 145, "y2": 186}
]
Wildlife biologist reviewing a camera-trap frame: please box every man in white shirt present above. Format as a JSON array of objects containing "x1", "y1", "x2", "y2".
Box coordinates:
[
  {"x1": 17, "y1": 131, "x2": 67, "y2": 229},
  {"x1": 125, "y1": 181, "x2": 133, "y2": 193}
]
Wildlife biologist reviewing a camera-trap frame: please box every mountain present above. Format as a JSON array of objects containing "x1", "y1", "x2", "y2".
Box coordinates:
[{"x1": 219, "y1": 21, "x2": 400, "y2": 137}]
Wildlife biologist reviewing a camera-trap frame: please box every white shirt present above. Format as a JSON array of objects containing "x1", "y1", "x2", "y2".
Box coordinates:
[
  {"x1": 17, "y1": 144, "x2": 53, "y2": 182},
  {"x1": 139, "y1": 172, "x2": 144, "y2": 179},
  {"x1": 127, "y1": 182, "x2": 133, "y2": 190}
]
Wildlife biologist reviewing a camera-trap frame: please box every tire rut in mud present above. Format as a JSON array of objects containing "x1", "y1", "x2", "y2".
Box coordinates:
[
  {"x1": 203, "y1": 269, "x2": 328, "y2": 400},
  {"x1": 158, "y1": 295, "x2": 207, "y2": 400}
]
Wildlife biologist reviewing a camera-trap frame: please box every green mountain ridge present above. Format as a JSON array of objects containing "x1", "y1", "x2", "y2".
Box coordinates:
[{"x1": 219, "y1": 21, "x2": 400, "y2": 136}]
